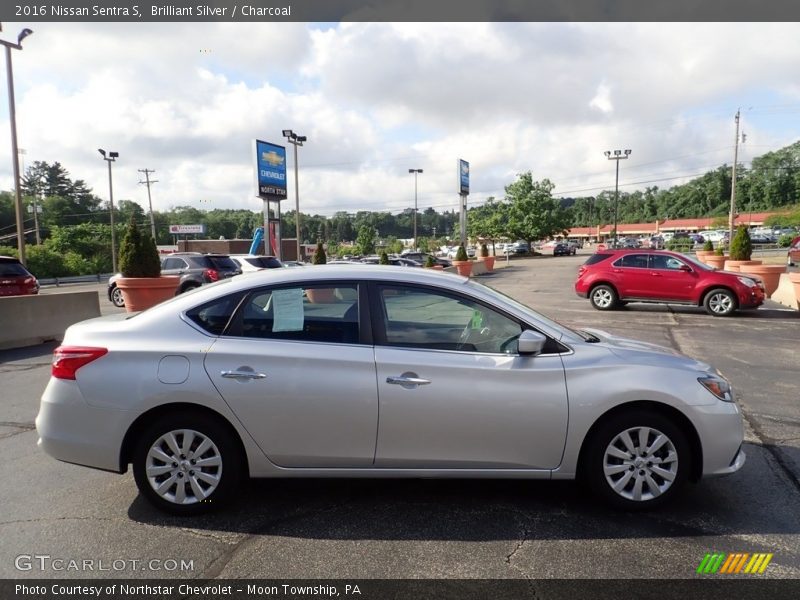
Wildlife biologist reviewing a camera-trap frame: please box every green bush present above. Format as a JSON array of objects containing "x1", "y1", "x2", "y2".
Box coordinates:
[
  {"x1": 0, "y1": 245, "x2": 18, "y2": 258},
  {"x1": 729, "y1": 226, "x2": 752, "y2": 261},
  {"x1": 778, "y1": 234, "x2": 794, "y2": 248},
  {"x1": 312, "y1": 240, "x2": 327, "y2": 265},
  {"x1": 118, "y1": 216, "x2": 161, "y2": 277},
  {"x1": 714, "y1": 245, "x2": 725, "y2": 256},
  {"x1": 703, "y1": 240, "x2": 714, "y2": 251},
  {"x1": 424, "y1": 255, "x2": 436, "y2": 267},
  {"x1": 455, "y1": 245, "x2": 468, "y2": 261},
  {"x1": 379, "y1": 251, "x2": 389, "y2": 265},
  {"x1": 25, "y1": 245, "x2": 70, "y2": 278},
  {"x1": 63, "y1": 251, "x2": 92, "y2": 275},
  {"x1": 666, "y1": 238, "x2": 692, "y2": 252}
]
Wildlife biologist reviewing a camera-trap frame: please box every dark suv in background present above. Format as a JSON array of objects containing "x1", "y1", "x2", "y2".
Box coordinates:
[
  {"x1": 107, "y1": 253, "x2": 241, "y2": 307},
  {"x1": 0, "y1": 256, "x2": 39, "y2": 296}
]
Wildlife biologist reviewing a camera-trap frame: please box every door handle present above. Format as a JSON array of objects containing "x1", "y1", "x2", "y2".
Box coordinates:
[
  {"x1": 221, "y1": 370, "x2": 267, "y2": 380},
  {"x1": 650, "y1": 272, "x2": 662, "y2": 276},
  {"x1": 386, "y1": 372, "x2": 431, "y2": 389}
]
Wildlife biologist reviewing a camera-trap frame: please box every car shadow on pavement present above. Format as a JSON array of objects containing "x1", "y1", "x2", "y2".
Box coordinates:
[
  {"x1": 127, "y1": 441, "x2": 800, "y2": 542},
  {"x1": 0, "y1": 341, "x2": 58, "y2": 365},
  {"x1": 617, "y1": 304, "x2": 800, "y2": 320}
]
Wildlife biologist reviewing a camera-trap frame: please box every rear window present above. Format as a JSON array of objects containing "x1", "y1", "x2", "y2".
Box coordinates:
[
  {"x1": 186, "y1": 292, "x2": 243, "y2": 335},
  {"x1": 0, "y1": 259, "x2": 30, "y2": 277},
  {"x1": 244, "y1": 257, "x2": 283, "y2": 269},
  {"x1": 202, "y1": 256, "x2": 239, "y2": 271},
  {"x1": 582, "y1": 253, "x2": 614, "y2": 266}
]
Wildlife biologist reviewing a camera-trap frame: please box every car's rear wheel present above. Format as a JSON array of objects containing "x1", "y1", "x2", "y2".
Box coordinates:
[
  {"x1": 110, "y1": 285, "x2": 125, "y2": 308},
  {"x1": 132, "y1": 413, "x2": 243, "y2": 515},
  {"x1": 703, "y1": 288, "x2": 737, "y2": 317},
  {"x1": 583, "y1": 410, "x2": 689, "y2": 510},
  {"x1": 589, "y1": 284, "x2": 619, "y2": 310},
  {"x1": 180, "y1": 283, "x2": 200, "y2": 294}
]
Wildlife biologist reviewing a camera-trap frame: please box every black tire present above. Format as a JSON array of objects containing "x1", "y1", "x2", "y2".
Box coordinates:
[
  {"x1": 589, "y1": 284, "x2": 619, "y2": 311},
  {"x1": 582, "y1": 410, "x2": 690, "y2": 510},
  {"x1": 132, "y1": 412, "x2": 244, "y2": 516},
  {"x1": 109, "y1": 285, "x2": 125, "y2": 308},
  {"x1": 703, "y1": 288, "x2": 737, "y2": 317},
  {"x1": 179, "y1": 283, "x2": 200, "y2": 294}
]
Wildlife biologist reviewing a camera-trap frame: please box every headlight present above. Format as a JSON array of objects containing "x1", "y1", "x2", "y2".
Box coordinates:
[
  {"x1": 737, "y1": 276, "x2": 756, "y2": 287},
  {"x1": 698, "y1": 374, "x2": 733, "y2": 402}
]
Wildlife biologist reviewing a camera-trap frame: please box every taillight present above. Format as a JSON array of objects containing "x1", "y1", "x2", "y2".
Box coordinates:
[
  {"x1": 51, "y1": 346, "x2": 108, "y2": 380},
  {"x1": 204, "y1": 268, "x2": 220, "y2": 282}
]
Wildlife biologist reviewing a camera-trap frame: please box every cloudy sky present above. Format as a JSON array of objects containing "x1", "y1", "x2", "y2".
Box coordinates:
[{"x1": 1, "y1": 22, "x2": 800, "y2": 218}]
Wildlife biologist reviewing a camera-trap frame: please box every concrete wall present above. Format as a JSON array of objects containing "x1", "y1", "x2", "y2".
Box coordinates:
[{"x1": 0, "y1": 292, "x2": 101, "y2": 350}]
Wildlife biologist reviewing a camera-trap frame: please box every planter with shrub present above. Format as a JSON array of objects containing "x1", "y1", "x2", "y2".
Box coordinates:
[
  {"x1": 478, "y1": 243, "x2": 495, "y2": 272},
  {"x1": 705, "y1": 246, "x2": 729, "y2": 270},
  {"x1": 424, "y1": 255, "x2": 443, "y2": 270},
  {"x1": 115, "y1": 217, "x2": 178, "y2": 312},
  {"x1": 452, "y1": 245, "x2": 473, "y2": 277},
  {"x1": 724, "y1": 226, "x2": 761, "y2": 271},
  {"x1": 307, "y1": 241, "x2": 336, "y2": 302},
  {"x1": 696, "y1": 240, "x2": 715, "y2": 264}
]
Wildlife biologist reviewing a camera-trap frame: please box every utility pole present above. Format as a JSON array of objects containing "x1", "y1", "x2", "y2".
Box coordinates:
[
  {"x1": 138, "y1": 168, "x2": 158, "y2": 240},
  {"x1": 409, "y1": 168, "x2": 423, "y2": 251},
  {"x1": 604, "y1": 149, "x2": 632, "y2": 247},
  {"x1": 728, "y1": 109, "x2": 741, "y2": 247}
]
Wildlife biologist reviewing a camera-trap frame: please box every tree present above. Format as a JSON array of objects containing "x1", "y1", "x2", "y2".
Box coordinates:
[
  {"x1": 503, "y1": 173, "x2": 571, "y2": 248},
  {"x1": 729, "y1": 226, "x2": 752, "y2": 261},
  {"x1": 355, "y1": 225, "x2": 376, "y2": 255},
  {"x1": 312, "y1": 240, "x2": 327, "y2": 264},
  {"x1": 118, "y1": 216, "x2": 160, "y2": 277}
]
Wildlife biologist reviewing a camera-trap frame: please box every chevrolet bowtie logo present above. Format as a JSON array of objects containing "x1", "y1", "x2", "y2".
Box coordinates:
[{"x1": 262, "y1": 151, "x2": 284, "y2": 167}]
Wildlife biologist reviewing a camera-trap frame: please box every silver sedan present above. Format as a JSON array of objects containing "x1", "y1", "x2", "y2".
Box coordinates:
[{"x1": 37, "y1": 265, "x2": 744, "y2": 515}]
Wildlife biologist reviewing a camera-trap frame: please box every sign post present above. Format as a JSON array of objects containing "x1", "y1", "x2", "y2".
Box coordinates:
[
  {"x1": 458, "y1": 159, "x2": 470, "y2": 247},
  {"x1": 254, "y1": 140, "x2": 288, "y2": 259}
]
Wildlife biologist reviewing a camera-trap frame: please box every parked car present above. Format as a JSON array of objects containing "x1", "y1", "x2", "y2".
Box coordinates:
[
  {"x1": 748, "y1": 234, "x2": 773, "y2": 245},
  {"x1": 553, "y1": 243, "x2": 572, "y2": 256},
  {"x1": 648, "y1": 236, "x2": 665, "y2": 250},
  {"x1": 788, "y1": 235, "x2": 800, "y2": 267},
  {"x1": 229, "y1": 254, "x2": 283, "y2": 272},
  {"x1": 38, "y1": 265, "x2": 745, "y2": 515},
  {"x1": 513, "y1": 241, "x2": 530, "y2": 254},
  {"x1": 575, "y1": 249, "x2": 765, "y2": 317},
  {"x1": 107, "y1": 253, "x2": 242, "y2": 308},
  {"x1": 0, "y1": 256, "x2": 39, "y2": 296},
  {"x1": 400, "y1": 251, "x2": 452, "y2": 267}
]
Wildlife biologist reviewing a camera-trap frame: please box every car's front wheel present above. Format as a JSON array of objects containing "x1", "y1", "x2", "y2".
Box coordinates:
[
  {"x1": 703, "y1": 288, "x2": 737, "y2": 317},
  {"x1": 109, "y1": 285, "x2": 125, "y2": 308},
  {"x1": 589, "y1": 284, "x2": 619, "y2": 310},
  {"x1": 583, "y1": 410, "x2": 689, "y2": 510},
  {"x1": 132, "y1": 412, "x2": 244, "y2": 515}
]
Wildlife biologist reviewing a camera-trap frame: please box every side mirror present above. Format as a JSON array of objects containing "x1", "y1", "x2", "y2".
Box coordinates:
[
  {"x1": 518, "y1": 330, "x2": 547, "y2": 356},
  {"x1": 679, "y1": 264, "x2": 692, "y2": 272}
]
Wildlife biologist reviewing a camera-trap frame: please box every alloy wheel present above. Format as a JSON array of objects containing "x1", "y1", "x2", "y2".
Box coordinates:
[
  {"x1": 707, "y1": 291, "x2": 734, "y2": 315},
  {"x1": 603, "y1": 426, "x2": 678, "y2": 502},
  {"x1": 145, "y1": 429, "x2": 222, "y2": 505}
]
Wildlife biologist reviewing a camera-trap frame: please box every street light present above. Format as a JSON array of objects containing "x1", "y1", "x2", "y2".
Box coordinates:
[
  {"x1": 282, "y1": 129, "x2": 307, "y2": 262},
  {"x1": 98, "y1": 149, "x2": 120, "y2": 273},
  {"x1": 604, "y1": 149, "x2": 631, "y2": 247},
  {"x1": 409, "y1": 168, "x2": 423, "y2": 251},
  {"x1": 1, "y1": 28, "x2": 33, "y2": 265}
]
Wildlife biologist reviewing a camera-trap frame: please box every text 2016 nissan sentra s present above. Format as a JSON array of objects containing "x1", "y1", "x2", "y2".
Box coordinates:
[{"x1": 37, "y1": 266, "x2": 744, "y2": 515}]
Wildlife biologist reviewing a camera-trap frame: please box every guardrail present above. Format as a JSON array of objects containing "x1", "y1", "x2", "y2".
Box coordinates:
[{"x1": 39, "y1": 273, "x2": 114, "y2": 287}]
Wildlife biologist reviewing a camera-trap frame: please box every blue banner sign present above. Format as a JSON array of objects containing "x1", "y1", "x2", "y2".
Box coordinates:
[
  {"x1": 255, "y1": 140, "x2": 287, "y2": 199},
  {"x1": 459, "y1": 159, "x2": 470, "y2": 195}
]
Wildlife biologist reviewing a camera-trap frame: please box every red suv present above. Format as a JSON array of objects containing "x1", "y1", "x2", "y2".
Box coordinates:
[
  {"x1": 575, "y1": 249, "x2": 765, "y2": 317},
  {"x1": 0, "y1": 256, "x2": 39, "y2": 296},
  {"x1": 788, "y1": 235, "x2": 800, "y2": 267}
]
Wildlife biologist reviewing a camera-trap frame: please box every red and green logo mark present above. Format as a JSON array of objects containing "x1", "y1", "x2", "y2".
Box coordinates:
[{"x1": 697, "y1": 553, "x2": 773, "y2": 575}]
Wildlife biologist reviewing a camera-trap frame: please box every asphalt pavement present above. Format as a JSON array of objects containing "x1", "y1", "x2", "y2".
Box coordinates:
[{"x1": 1, "y1": 256, "x2": 798, "y2": 585}]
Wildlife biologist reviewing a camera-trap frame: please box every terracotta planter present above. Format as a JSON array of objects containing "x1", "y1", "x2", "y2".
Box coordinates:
[
  {"x1": 723, "y1": 259, "x2": 762, "y2": 272},
  {"x1": 306, "y1": 288, "x2": 337, "y2": 303},
  {"x1": 478, "y1": 256, "x2": 495, "y2": 272},
  {"x1": 452, "y1": 260, "x2": 473, "y2": 277},
  {"x1": 787, "y1": 273, "x2": 800, "y2": 304},
  {"x1": 739, "y1": 264, "x2": 787, "y2": 297},
  {"x1": 116, "y1": 276, "x2": 179, "y2": 312},
  {"x1": 695, "y1": 250, "x2": 715, "y2": 264},
  {"x1": 705, "y1": 255, "x2": 729, "y2": 270}
]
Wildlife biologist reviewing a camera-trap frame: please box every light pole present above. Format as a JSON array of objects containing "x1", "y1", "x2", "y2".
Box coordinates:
[
  {"x1": 282, "y1": 129, "x2": 307, "y2": 262},
  {"x1": 409, "y1": 168, "x2": 423, "y2": 251},
  {"x1": 1, "y1": 28, "x2": 33, "y2": 265},
  {"x1": 98, "y1": 149, "x2": 119, "y2": 273},
  {"x1": 604, "y1": 149, "x2": 631, "y2": 246}
]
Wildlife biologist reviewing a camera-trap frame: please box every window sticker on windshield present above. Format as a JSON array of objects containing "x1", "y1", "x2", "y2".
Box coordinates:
[{"x1": 272, "y1": 288, "x2": 305, "y2": 332}]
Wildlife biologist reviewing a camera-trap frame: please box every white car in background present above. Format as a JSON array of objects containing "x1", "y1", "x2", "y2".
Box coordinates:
[{"x1": 229, "y1": 255, "x2": 283, "y2": 272}]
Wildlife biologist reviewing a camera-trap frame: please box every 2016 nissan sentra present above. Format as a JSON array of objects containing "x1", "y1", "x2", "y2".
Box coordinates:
[{"x1": 37, "y1": 266, "x2": 744, "y2": 515}]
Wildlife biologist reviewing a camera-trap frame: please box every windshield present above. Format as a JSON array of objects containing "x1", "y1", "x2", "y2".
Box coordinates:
[{"x1": 682, "y1": 254, "x2": 713, "y2": 271}]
